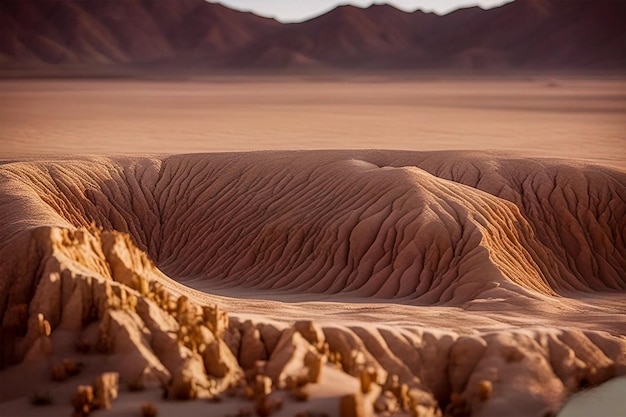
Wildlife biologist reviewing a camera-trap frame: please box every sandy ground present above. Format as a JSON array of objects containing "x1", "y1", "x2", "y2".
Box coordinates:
[
  {"x1": 558, "y1": 377, "x2": 626, "y2": 417},
  {"x1": 0, "y1": 76, "x2": 625, "y2": 417},
  {"x1": 0, "y1": 76, "x2": 624, "y2": 165},
  {"x1": 0, "y1": 358, "x2": 362, "y2": 417}
]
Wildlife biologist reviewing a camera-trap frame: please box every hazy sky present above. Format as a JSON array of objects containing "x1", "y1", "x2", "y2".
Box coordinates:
[{"x1": 208, "y1": 0, "x2": 515, "y2": 22}]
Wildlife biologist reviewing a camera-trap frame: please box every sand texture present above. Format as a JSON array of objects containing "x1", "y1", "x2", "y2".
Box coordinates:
[
  {"x1": 0, "y1": 150, "x2": 625, "y2": 417},
  {"x1": 1, "y1": 78, "x2": 625, "y2": 166}
]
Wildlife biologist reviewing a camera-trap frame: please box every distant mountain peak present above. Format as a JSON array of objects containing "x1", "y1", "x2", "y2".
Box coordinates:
[{"x1": 1, "y1": 0, "x2": 624, "y2": 74}]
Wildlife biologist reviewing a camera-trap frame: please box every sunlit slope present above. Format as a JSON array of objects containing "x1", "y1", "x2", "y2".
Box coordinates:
[{"x1": 1, "y1": 151, "x2": 623, "y2": 304}]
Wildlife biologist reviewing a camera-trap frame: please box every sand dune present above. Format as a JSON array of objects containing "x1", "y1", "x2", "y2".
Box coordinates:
[{"x1": 1, "y1": 150, "x2": 625, "y2": 416}]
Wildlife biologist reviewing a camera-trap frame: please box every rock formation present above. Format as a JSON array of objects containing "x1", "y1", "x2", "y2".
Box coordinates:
[{"x1": 0, "y1": 150, "x2": 624, "y2": 416}]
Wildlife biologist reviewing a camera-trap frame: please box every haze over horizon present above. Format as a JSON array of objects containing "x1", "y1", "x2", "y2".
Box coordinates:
[{"x1": 206, "y1": 0, "x2": 515, "y2": 22}]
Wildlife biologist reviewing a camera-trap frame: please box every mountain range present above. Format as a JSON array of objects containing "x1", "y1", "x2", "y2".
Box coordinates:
[{"x1": 1, "y1": 0, "x2": 625, "y2": 74}]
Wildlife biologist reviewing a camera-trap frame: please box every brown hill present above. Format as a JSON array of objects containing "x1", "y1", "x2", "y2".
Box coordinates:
[
  {"x1": 236, "y1": 4, "x2": 431, "y2": 68},
  {"x1": 1, "y1": 0, "x2": 624, "y2": 73},
  {"x1": 425, "y1": 0, "x2": 626, "y2": 69},
  {"x1": 0, "y1": 0, "x2": 279, "y2": 69}
]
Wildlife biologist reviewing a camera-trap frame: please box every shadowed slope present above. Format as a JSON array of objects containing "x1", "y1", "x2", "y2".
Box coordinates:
[
  {"x1": 391, "y1": 152, "x2": 626, "y2": 292},
  {"x1": 153, "y1": 154, "x2": 556, "y2": 302},
  {"x1": 0, "y1": 0, "x2": 279, "y2": 68}
]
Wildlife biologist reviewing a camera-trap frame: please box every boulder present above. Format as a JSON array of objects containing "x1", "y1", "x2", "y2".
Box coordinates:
[
  {"x1": 166, "y1": 365, "x2": 200, "y2": 400},
  {"x1": 239, "y1": 321, "x2": 267, "y2": 370},
  {"x1": 265, "y1": 328, "x2": 324, "y2": 388},
  {"x1": 374, "y1": 391, "x2": 399, "y2": 413},
  {"x1": 71, "y1": 385, "x2": 94, "y2": 417},
  {"x1": 203, "y1": 305, "x2": 228, "y2": 338},
  {"x1": 93, "y1": 372, "x2": 119, "y2": 410},
  {"x1": 294, "y1": 321, "x2": 325, "y2": 351},
  {"x1": 339, "y1": 393, "x2": 367, "y2": 417},
  {"x1": 408, "y1": 388, "x2": 442, "y2": 417},
  {"x1": 202, "y1": 340, "x2": 240, "y2": 379},
  {"x1": 259, "y1": 323, "x2": 283, "y2": 356},
  {"x1": 254, "y1": 374, "x2": 273, "y2": 397}
]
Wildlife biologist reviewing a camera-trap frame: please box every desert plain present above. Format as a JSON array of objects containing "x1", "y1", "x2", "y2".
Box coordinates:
[
  {"x1": 1, "y1": 76, "x2": 625, "y2": 162},
  {"x1": 0, "y1": 76, "x2": 625, "y2": 417}
]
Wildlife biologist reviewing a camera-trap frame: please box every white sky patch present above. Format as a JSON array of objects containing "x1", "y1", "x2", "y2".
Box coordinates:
[{"x1": 207, "y1": 0, "x2": 515, "y2": 22}]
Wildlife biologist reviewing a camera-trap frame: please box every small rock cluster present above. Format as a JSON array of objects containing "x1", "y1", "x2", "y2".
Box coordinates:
[{"x1": 71, "y1": 372, "x2": 119, "y2": 417}]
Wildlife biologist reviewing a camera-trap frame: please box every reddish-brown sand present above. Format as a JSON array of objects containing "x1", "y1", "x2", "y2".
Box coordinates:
[
  {"x1": 1, "y1": 77, "x2": 624, "y2": 165},
  {"x1": 0, "y1": 77, "x2": 624, "y2": 417}
]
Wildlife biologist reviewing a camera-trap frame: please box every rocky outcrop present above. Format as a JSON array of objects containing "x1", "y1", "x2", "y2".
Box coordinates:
[
  {"x1": 0, "y1": 226, "x2": 242, "y2": 401},
  {"x1": 265, "y1": 328, "x2": 326, "y2": 389},
  {"x1": 70, "y1": 372, "x2": 119, "y2": 417},
  {"x1": 93, "y1": 372, "x2": 119, "y2": 410}
]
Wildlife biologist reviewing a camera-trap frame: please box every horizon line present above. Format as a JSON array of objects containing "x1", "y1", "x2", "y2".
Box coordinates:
[{"x1": 205, "y1": 0, "x2": 516, "y2": 24}]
